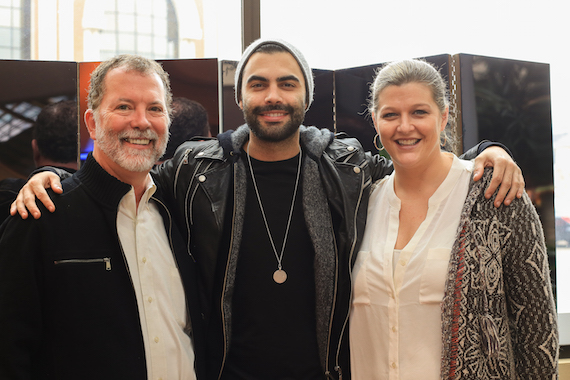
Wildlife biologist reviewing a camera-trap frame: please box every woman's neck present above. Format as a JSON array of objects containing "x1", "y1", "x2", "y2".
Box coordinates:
[
  {"x1": 391, "y1": 151, "x2": 454, "y2": 250},
  {"x1": 393, "y1": 151, "x2": 454, "y2": 201}
]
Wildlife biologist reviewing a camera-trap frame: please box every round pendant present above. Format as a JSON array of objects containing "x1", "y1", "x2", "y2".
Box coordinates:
[{"x1": 273, "y1": 269, "x2": 287, "y2": 284}]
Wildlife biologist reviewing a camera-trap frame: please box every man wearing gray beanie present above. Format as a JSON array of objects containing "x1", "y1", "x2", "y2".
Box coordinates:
[
  {"x1": 174, "y1": 38, "x2": 519, "y2": 379},
  {"x1": 14, "y1": 38, "x2": 523, "y2": 380},
  {"x1": 234, "y1": 38, "x2": 315, "y2": 110}
]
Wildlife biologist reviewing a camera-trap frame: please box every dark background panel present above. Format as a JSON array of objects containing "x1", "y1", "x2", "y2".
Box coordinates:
[
  {"x1": 304, "y1": 69, "x2": 334, "y2": 132},
  {"x1": 220, "y1": 60, "x2": 243, "y2": 132},
  {"x1": 161, "y1": 59, "x2": 220, "y2": 137},
  {"x1": 458, "y1": 53, "x2": 555, "y2": 295},
  {"x1": 0, "y1": 60, "x2": 77, "y2": 180},
  {"x1": 334, "y1": 63, "x2": 377, "y2": 153},
  {"x1": 459, "y1": 54, "x2": 553, "y2": 188}
]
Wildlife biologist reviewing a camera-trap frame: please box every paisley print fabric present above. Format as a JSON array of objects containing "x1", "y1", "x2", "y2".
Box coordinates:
[{"x1": 441, "y1": 169, "x2": 558, "y2": 380}]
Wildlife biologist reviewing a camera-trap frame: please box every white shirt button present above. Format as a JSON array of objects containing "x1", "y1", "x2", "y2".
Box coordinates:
[
  {"x1": 198, "y1": 175, "x2": 206, "y2": 182},
  {"x1": 347, "y1": 146, "x2": 355, "y2": 151},
  {"x1": 353, "y1": 167, "x2": 361, "y2": 174}
]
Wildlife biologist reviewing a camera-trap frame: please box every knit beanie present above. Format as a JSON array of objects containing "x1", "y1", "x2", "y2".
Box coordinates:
[{"x1": 234, "y1": 38, "x2": 314, "y2": 110}]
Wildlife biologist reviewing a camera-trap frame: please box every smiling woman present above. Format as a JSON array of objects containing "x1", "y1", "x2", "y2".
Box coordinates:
[
  {"x1": 373, "y1": 82, "x2": 449, "y2": 176},
  {"x1": 349, "y1": 59, "x2": 558, "y2": 380}
]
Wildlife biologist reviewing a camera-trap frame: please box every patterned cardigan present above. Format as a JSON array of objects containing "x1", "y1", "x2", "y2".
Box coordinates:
[{"x1": 440, "y1": 169, "x2": 559, "y2": 379}]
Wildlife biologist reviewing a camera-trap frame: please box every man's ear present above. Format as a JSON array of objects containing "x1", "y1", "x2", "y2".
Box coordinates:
[
  {"x1": 31, "y1": 139, "x2": 41, "y2": 166},
  {"x1": 238, "y1": 99, "x2": 244, "y2": 110},
  {"x1": 84, "y1": 109, "x2": 97, "y2": 140}
]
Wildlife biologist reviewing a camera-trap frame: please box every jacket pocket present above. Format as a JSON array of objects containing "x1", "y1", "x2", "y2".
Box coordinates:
[
  {"x1": 419, "y1": 248, "x2": 451, "y2": 304},
  {"x1": 54, "y1": 257, "x2": 111, "y2": 271}
]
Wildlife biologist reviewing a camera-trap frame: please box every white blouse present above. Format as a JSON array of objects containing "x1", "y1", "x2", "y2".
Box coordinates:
[{"x1": 350, "y1": 156, "x2": 473, "y2": 380}]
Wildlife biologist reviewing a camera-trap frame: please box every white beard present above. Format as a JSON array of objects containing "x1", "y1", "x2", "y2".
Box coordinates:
[{"x1": 95, "y1": 123, "x2": 168, "y2": 173}]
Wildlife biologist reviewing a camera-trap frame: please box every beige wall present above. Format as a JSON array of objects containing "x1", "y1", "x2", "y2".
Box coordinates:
[{"x1": 561, "y1": 359, "x2": 570, "y2": 379}]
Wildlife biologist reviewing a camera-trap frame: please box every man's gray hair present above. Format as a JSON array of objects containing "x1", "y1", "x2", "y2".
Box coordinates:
[{"x1": 88, "y1": 54, "x2": 172, "y2": 115}]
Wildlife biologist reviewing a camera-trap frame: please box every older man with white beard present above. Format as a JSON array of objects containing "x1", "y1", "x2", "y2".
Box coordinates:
[{"x1": 0, "y1": 55, "x2": 205, "y2": 380}]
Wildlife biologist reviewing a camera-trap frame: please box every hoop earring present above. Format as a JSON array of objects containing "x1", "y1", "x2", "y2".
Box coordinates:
[
  {"x1": 440, "y1": 133, "x2": 448, "y2": 148},
  {"x1": 373, "y1": 134, "x2": 384, "y2": 151}
]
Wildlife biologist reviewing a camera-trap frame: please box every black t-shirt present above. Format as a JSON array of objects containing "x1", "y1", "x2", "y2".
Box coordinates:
[{"x1": 222, "y1": 152, "x2": 324, "y2": 380}]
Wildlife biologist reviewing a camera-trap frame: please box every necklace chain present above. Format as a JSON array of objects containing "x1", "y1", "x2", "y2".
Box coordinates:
[{"x1": 246, "y1": 144, "x2": 302, "y2": 275}]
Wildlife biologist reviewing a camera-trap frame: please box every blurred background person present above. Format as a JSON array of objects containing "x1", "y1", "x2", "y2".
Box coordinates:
[
  {"x1": 158, "y1": 96, "x2": 210, "y2": 163},
  {"x1": 31, "y1": 100, "x2": 79, "y2": 171},
  {"x1": 0, "y1": 100, "x2": 78, "y2": 223}
]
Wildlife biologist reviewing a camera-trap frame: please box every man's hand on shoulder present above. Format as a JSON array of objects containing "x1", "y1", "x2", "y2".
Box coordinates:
[{"x1": 472, "y1": 146, "x2": 524, "y2": 207}]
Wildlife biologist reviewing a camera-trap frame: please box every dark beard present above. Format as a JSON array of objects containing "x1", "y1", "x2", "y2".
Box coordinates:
[{"x1": 243, "y1": 103, "x2": 305, "y2": 143}]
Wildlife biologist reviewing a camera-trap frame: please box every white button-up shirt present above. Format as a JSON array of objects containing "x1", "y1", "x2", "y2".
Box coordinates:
[
  {"x1": 117, "y1": 175, "x2": 196, "y2": 380},
  {"x1": 350, "y1": 156, "x2": 473, "y2": 380}
]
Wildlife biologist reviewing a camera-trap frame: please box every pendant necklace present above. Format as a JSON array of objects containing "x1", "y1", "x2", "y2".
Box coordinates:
[{"x1": 246, "y1": 143, "x2": 302, "y2": 284}]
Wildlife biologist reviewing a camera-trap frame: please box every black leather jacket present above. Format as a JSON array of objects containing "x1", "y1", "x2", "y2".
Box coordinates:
[{"x1": 152, "y1": 125, "x2": 392, "y2": 380}]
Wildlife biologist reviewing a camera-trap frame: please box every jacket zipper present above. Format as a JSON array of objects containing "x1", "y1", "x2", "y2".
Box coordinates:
[
  {"x1": 324, "y1": 232, "x2": 340, "y2": 379},
  {"x1": 174, "y1": 148, "x2": 192, "y2": 196},
  {"x1": 333, "y1": 163, "x2": 367, "y2": 377},
  {"x1": 216, "y1": 163, "x2": 238, "y2": 380},
  {"x1": 54, "y1": 257, "x2": 111, "y2": 271},
  {"x1": 187, "y1": 160, "x2": 214, "y2": 226},
  {"x1": 178, "y1": 148, "x2": 205, "y2": 258},
  {"x1": 182, "y1": 158, "x2": 202, "y2": 259}
]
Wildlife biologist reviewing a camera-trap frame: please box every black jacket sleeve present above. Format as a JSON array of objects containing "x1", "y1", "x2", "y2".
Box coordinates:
[{"x1": 460, "y1": 140, "x2": 513, "y2": 160}]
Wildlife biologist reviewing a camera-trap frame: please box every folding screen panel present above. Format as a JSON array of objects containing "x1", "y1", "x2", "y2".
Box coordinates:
[
  {"x1": 455, "y1": 54, "x2": 563, "y2": 342},
  {"x1": 0, "y1": 60, "x2": 77, "y2": 220},
  {"x1": 0, "y1": 60, "x2": 77, "y2": 180},
  {"x1": 220, "y1": 60, "x2": 242, "y2": 133},
  {"x1": 457, "y1": 54, "x2": 554, "y2": 251}
]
